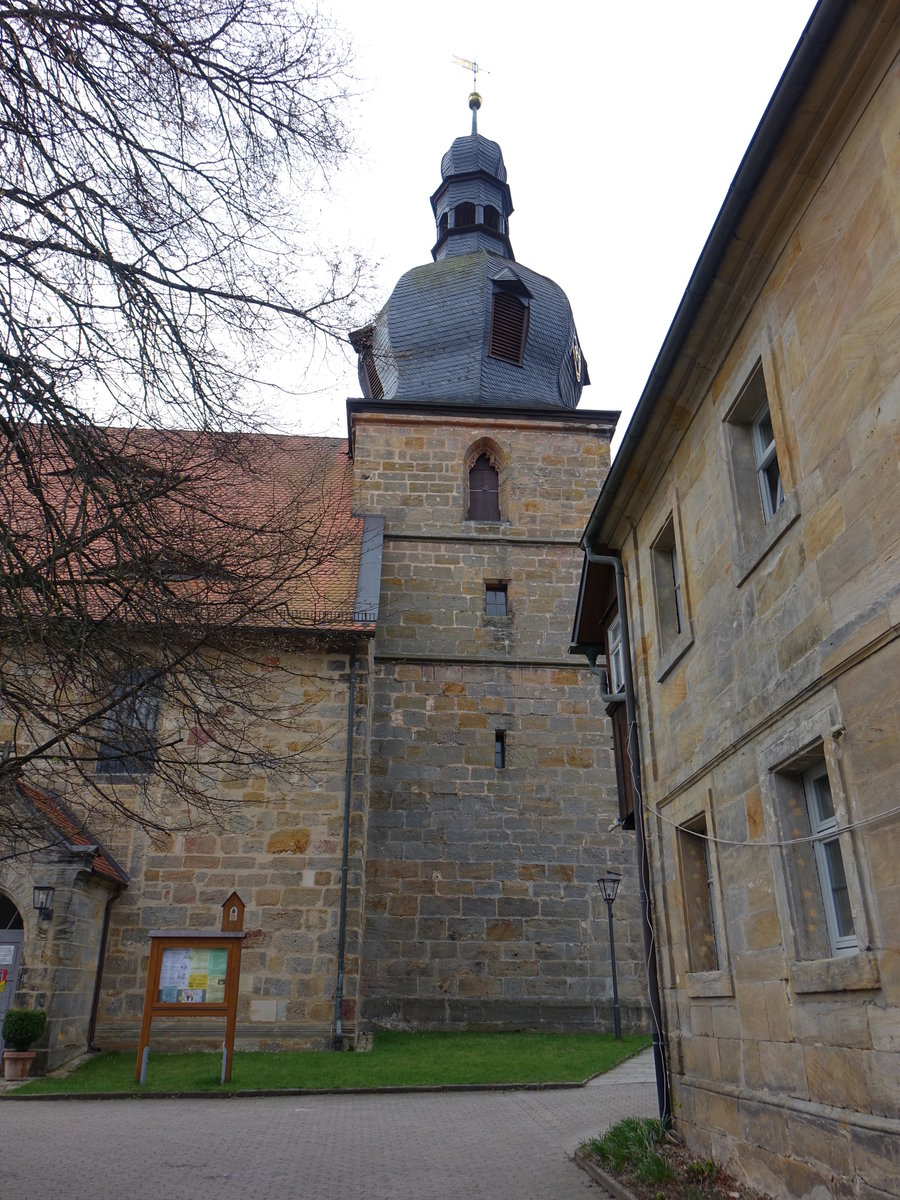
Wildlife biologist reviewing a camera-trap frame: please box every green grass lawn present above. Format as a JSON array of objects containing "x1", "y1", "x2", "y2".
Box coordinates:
[{"x1": 11, "y1": 1031, "x2": 649, "y2": 1096}]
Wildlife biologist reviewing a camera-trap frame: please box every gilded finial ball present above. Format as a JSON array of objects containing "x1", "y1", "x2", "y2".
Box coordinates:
[{"x1": 468, "y1": 91, "x2": 482, "y2": 112}]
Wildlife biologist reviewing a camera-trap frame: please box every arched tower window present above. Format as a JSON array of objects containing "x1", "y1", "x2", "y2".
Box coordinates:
[
  {"x1": 468, "y1": 454, "x2": 500, "y2": 521},
  {"x1": 483, "y1": 205, "x2": 500, "y2": 231},
  {"x1": 454, "y1": 202, "x2": 476, "y2": 228}
]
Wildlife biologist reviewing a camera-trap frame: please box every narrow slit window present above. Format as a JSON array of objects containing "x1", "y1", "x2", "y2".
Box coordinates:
[{"x1": 494, "y1": 730, "x2": 506, "y2": 769}]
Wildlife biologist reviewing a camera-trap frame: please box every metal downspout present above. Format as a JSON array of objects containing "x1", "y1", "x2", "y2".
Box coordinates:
[
  {"x1": 86, "y1": 883, "x2": 123, "y2": 1052},
  {"x1": 585, "y1": 549, "x2": 671, "y2": 1127},
  {"x1": 333, "y1": 653, "x2": 358, "y2": 1050}
]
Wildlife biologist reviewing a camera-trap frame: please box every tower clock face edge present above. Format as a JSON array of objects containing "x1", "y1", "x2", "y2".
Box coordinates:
[{"x1": 572, "y1": 336, "x2": 583, "y2": 383}]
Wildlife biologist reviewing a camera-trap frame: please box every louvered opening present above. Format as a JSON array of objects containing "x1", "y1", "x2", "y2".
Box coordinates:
[
  {"x1": 468, "y1": 454, "x2": 500, "y2": 520},
  {"x1": 484, "y1": 205, "x2": 500, "y2": 231},
  {"x1": 363, "y1": 350, "x2": 384, "y2": 400},
  {"x1": 489, "y1": 293, "x2": 528, "y2": 365}
]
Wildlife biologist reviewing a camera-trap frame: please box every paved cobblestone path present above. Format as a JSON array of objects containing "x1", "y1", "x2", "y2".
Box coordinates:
[{"x1": 2, "y1": 1050, "x2": 657, "y2": 1200}]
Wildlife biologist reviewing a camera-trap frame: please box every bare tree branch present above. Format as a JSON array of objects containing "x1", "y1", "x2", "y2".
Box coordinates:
[{"x1": 0, "y1": 0, "x2": 370, "y2": 848}]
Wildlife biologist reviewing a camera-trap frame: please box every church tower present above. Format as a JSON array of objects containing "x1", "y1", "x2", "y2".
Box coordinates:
[{"x1": 349, "y1": 95, "x2": 646, "y2": 1032}]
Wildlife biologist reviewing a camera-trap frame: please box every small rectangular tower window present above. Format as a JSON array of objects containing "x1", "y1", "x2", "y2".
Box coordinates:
[
  {"x1": 494, "y1": 730, "x2": 506, "y2": 769},
  {"x1": 485, "y1": 585, "x2": 508, "y2": 617}
]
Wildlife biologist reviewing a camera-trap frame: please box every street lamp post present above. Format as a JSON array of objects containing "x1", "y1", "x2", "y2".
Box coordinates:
[{"x1": 598, "y1": 871, "x2": 622, "y2": 1039}]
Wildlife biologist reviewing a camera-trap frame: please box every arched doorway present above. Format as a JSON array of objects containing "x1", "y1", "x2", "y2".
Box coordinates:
[{"x1": 0, "y1": 894, "x2": 25, "y2": 1049}]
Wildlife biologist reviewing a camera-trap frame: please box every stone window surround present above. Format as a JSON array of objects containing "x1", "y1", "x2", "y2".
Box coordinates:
[
  {"x1": 718, "y1": 340, "x2": 800, "y2": 586},
  {"x1": 663, "y1": 781, "x2": 733, "y2": 999},
  {"x1": 758, "y1": 698, "x2": 881, "y2": 997},
  {"x1": 649, "y1": 504, "x2": 694, "y2": 682}
]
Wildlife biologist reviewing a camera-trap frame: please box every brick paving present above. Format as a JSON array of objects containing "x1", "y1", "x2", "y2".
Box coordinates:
[{"x1": 2, "y1": 1049, "x2": 657, "y2": 1200}]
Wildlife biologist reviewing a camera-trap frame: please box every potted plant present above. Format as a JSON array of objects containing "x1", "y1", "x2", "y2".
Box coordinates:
[{"x1": 2, "y1": 1008, "x2": 47, "y2": 1080}]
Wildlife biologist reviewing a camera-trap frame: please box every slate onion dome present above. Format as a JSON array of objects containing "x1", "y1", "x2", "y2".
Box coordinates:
[{"x1": 350, "y1": 97, "x2": 589, "y2": 410}]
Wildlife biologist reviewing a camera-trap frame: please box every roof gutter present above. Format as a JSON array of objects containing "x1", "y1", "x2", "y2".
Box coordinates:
[{"x1": 582, "y1": 0, "x2": 848, "y2": 549}]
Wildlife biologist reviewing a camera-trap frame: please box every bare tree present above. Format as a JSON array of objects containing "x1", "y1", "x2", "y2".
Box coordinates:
[{"x1": 0, "y1": 0, "x2": 368, "y2": 847}]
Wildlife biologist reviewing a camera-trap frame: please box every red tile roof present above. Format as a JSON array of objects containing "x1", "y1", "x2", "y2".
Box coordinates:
[
  {"x1": 17, "y1": 780, "x2": 130, "y2": 885},
  {"x1": 3, "y1": 428, "x2": 376, "y2": 635}
]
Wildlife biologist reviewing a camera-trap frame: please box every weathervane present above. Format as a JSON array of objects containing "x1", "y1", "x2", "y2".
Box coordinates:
[{"x1": 452, "y1": 55, "x2": 489, "y2": 133}]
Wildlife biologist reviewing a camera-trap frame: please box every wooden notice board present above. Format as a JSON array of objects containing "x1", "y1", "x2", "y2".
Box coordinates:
[{"x1": 135, "y1": 892, "x2": 246, "y2": 1083}]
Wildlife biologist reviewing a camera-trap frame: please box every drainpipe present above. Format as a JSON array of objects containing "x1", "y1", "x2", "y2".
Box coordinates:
[
  {"x1": 585, "y1": 549, "x2": 671, "y2": 1127},
  {"x1": 86, "y1": 883, "x2": 124, "y2": 1052},
  {"x1": 333, "y1": 653, "x2": 357, "y2": 1050}
]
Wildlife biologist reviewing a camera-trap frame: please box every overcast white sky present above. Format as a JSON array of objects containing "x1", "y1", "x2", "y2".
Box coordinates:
[{"x1": 281, "y1": 0, "x2": 818, "y2": 456}]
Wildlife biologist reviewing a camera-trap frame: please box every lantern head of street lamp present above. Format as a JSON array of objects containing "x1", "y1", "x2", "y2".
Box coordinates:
[{"x1": 597, "y1": 871, "x2": 622, "y2": 905}]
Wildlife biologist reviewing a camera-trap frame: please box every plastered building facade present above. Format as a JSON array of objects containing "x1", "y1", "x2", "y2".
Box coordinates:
[{"x1": 574, "y1": 2, "x2": 900, "y2": 1195}]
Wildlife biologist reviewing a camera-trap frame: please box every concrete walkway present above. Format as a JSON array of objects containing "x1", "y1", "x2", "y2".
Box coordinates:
[{"x1": 2, "y1": 1049, "x2": 658, "y2": 1200}]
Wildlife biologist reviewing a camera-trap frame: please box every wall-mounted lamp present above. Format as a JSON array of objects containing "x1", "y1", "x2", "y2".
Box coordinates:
[
  {"x1": 33, "y1": 885, "x2": 54, "y2": 921},
  {"x1": 597, "y1": 871, "x2": 622, "y2": 1038}
]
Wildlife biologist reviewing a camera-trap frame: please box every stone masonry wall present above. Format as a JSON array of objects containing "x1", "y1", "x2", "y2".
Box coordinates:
[
  {"x1": 0, "y1": 857, "x2": 113, "y2": 1072},
  {"x1": 610, "y1": 32, "x2": 900, "y2": 1199},
  {"x1": 95, "y1": 640, "x2": 373, "y2": 1051},
  {"x1": 353, "y1": 410, "x2": 649, "y2": 1030}
]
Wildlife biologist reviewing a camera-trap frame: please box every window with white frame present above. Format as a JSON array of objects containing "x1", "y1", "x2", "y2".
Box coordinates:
[
  {"x1": 769, "y1": 743, "x2": 861, "y2": 965},
  {"x1": 751, "y1": 400, "x2": 784, "y2": 522},
  {"x1": 802, "y1": 762, "x2": 856, "y2": 957},
  {"x1": 607, "y1": 614, "x2": 625, "y2": 694},
  {"x1": 721, "y1": 358, "x2": 799, "y2": 579},
  {"x1": 651, "y1": 514, "x2": 687, "y2": 656}
]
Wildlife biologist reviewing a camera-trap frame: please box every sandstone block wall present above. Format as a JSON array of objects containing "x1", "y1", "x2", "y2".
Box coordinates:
[
  {"x1": 608, "y1": 26, "x2": 900, "y2": 1199},
  {"x1": 0, "y1": 857, "x2": 113, "y2": 1072},
  {"x1": 95, "y1": 641, "x2": 373, "y2": 1051},
  {"x1": 352, "y1": 410, "x2": 649, "y2": 1031}
]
